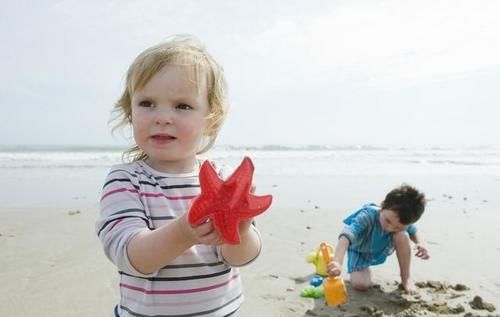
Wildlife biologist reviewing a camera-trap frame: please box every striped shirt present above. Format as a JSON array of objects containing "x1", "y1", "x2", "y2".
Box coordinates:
[
  {"x1": 96, "y1": 160, "x2": 247, "y2": 317},
  {"x1": 340, "y1": 203, "x2": 417, "y2": 273}
]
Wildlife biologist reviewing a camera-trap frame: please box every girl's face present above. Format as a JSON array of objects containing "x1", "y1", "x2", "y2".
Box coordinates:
[
  {"x1": 379, "y1": 209, "x2": 408, "y2": 232},
  {"x1": 131, "y1": 65, "x2": 210, "y2": 173}
]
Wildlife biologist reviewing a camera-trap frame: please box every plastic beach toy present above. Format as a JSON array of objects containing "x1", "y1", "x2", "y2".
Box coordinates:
[
  {"x1": 300, "y1": 286, "x2": 324, "y2": 298},
  {"x1": 320, "y1": 242, "x2": 348, "y2": 306},
  {"x1": 306, "y1": 243, "x2": 334, "y2": 276},
  {"x1": 188, "y1": 157, "x2": 273, "y2": 244},
  {"x1": 309, "y1": 276, "x2": 323, "y2": 287}
]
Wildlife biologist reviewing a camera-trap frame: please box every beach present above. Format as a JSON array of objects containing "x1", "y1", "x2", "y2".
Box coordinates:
[{"x1": 1, "y1": 145, "x2": 499, "y2": 316}]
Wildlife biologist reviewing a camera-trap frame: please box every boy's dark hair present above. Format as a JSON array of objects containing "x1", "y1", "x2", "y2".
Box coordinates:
[{"x1": 381, "y1": 184, "x2": 426, "y2": 225}]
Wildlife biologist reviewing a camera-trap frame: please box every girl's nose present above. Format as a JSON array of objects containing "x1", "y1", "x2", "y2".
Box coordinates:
[{"x1": 155, "y1": 107, "x2": 173, "y2": 125}]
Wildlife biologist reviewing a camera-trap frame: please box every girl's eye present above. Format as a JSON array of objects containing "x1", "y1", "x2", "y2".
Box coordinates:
[
  {"x1": 138, "y1": 100, "x2": 153, "y2": 108},
  {"x1": 177, "y1": 103, "x2": 193, "y2": 110}
]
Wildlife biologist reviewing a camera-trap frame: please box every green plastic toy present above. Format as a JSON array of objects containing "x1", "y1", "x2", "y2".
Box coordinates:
[{"x1": 300, "y1": 286, "x2": 324, "y2": 298}]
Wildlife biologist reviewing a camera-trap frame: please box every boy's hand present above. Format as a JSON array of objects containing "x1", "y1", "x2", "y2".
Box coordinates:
[
  {"x1": 327, "y1": 260, "x2": 343, "y2": 277},
  {"x1": 402, "y1": 279, "x2": 417, "y2": 294},
  {"x1": 414, "y1": 244, "x2": 429, "y2": 260}
]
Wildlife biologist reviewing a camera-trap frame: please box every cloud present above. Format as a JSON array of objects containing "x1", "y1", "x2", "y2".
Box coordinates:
[{"x1": 249, "y1": 0, "x2": 500, "y2": 87}]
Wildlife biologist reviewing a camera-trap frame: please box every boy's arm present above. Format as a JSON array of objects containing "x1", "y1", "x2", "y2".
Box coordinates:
[
  {"x1": 329, "y1": 235, "x2": 350, "y2": 276},
  {"x1": 409, "y1": 230, "x2": 421, "y2": 244},
  {"x1": 329, "y1": 208, "x2": 371, "y2": 275},
  {"x1": 333, "y1": 235, "x2": 350, "y2": 264},
  {"x1": 409, "y1": 230, "x2": 430, "y2": 260}
]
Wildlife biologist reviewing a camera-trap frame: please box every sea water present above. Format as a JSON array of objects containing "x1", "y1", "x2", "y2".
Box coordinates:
[{"x1": 1, "y1": 145, "x2": 499, "y2": 209}]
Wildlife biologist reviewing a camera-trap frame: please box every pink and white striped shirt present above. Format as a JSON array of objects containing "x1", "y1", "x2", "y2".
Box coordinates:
[{"x1": 96, "y1": 161, "x2": 251, "y2": 317}]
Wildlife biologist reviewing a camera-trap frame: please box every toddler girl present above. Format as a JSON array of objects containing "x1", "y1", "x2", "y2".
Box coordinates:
[{"x1": 96, "y1": 35, "x2": 261, "y2": 316}]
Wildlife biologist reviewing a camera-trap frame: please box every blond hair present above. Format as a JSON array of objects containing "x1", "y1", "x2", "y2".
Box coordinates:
[{"x1": 111, "y1": 35, "x2": 228, "y2": 162}]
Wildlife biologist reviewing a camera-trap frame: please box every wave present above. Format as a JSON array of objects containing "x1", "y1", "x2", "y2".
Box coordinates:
[
  {"x1": 2, "y1": 144, "x2": 499, "y2": 153},
  {"x1": 426, "y1": 160, "x2": 500, "y2": 166},
  {"x1": 0, "y1": 145, "x2": 126, "y2": 153},
  {"x1": 1, "y1": 144, "x2": 500, "y2": 170}
]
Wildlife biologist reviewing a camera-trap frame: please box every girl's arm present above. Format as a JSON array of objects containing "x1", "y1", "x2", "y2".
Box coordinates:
[
  {"x1": 221, "y1": 219, "x2": 261, "y2": 266},
  {"x1": 220, "y1": 183, "x2": 263, "y2": 266},
  {"x1": 127, "y1": 215, "x2": 220, "y2": 274},
  {"x1": 98, "y1": 165, "x2": 224, "y2": 276}
]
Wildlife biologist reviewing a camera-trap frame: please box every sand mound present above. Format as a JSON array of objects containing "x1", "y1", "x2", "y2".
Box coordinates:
[{"x1": 299, "y1": 280, "x2": 497, "y2": 317}]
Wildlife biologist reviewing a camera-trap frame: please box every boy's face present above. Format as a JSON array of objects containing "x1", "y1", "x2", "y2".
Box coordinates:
[{"x1": 379, "y1": 209, "x2": 408, "y2": 232}]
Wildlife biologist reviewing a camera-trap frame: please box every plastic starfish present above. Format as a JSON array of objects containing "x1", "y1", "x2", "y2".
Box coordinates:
[{"x1": 188, "y1": 157, "x2": 273, "y2": 244}]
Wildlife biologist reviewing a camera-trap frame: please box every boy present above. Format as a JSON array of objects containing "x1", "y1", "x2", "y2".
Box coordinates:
[{"x1": 328, "y1": 184, "x2": 429, "y2": 293}]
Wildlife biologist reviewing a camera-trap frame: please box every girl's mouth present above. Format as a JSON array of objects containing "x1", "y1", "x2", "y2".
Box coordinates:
[
  {"x1": 151, "y1": 134, "x2": 176, "y2": 144},
  {"x1": 152, "y1": 134, "x2": 175, "y2": 139}
]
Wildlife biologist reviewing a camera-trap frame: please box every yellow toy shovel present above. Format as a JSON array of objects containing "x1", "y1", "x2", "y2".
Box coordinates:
[{"x1": 320, "y1": 242, "x2": 348, "y2": 305}]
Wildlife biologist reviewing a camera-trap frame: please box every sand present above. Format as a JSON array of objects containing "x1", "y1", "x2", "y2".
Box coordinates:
[
  {"x1": 1, "y1": 173, "x2": 499, "y2": 316},
  {"x1": 238, "y1": 205, "x2": 500, "y2": 317}
]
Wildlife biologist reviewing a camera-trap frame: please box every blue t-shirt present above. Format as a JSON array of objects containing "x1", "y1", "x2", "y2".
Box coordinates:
[{"x1": 339, "y1": 203, "x2": 416, "y2": 273}]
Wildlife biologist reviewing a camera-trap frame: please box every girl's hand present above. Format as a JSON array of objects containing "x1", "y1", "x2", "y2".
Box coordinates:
[
  {"x1": 193, "y1": 219, "x2": 223, "y2": 245},
  {"x1": 192, "y1": 184, "x2": 257, "y2": 246},
  {"x1": 328, "y1": 260, "x2": 343, "y2": 277},
  {"x1": 235, "y1": 184, "x2": 257, "y2": 240},
  {"x1": 179, "y1": 215, "x2": 223, "y2": 246},
  {"x1": 238, "y1": 218, "x2": 254, "y2": 239},
  {"x1": 414, "y1": 244, "x2": 430, "y2": 260}
]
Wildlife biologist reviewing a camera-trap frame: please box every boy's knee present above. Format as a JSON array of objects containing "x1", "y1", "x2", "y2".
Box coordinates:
[
  {"x1": 351, "y1": 269, "x2": 371, "y2": 291},
  {"x1": 352, "y1": 280, "x2": 370, "y2": 291}
]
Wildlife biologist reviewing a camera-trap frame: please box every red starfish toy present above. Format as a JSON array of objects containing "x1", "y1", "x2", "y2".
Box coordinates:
[{"x1": 188, "y1": 157, "x2": 273, "y2": 244}]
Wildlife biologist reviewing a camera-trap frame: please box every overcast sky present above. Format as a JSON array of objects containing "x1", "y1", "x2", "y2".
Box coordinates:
[{"x1": 2, "y1": 0, "x2": 499, "y2": 147}]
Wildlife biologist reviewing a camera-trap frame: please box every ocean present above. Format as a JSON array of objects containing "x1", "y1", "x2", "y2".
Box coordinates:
[
  {"x1": 1, "y1": 145, "x2": 499, "y2": 209},
  {"x1": 1, "y1": 144, "x2": 499, "y2": 173}
]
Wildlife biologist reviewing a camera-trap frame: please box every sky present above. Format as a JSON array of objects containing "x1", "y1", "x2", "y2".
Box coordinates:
[{"x1": 1, "y1": 0, "x2": 500, "y2": 147}]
